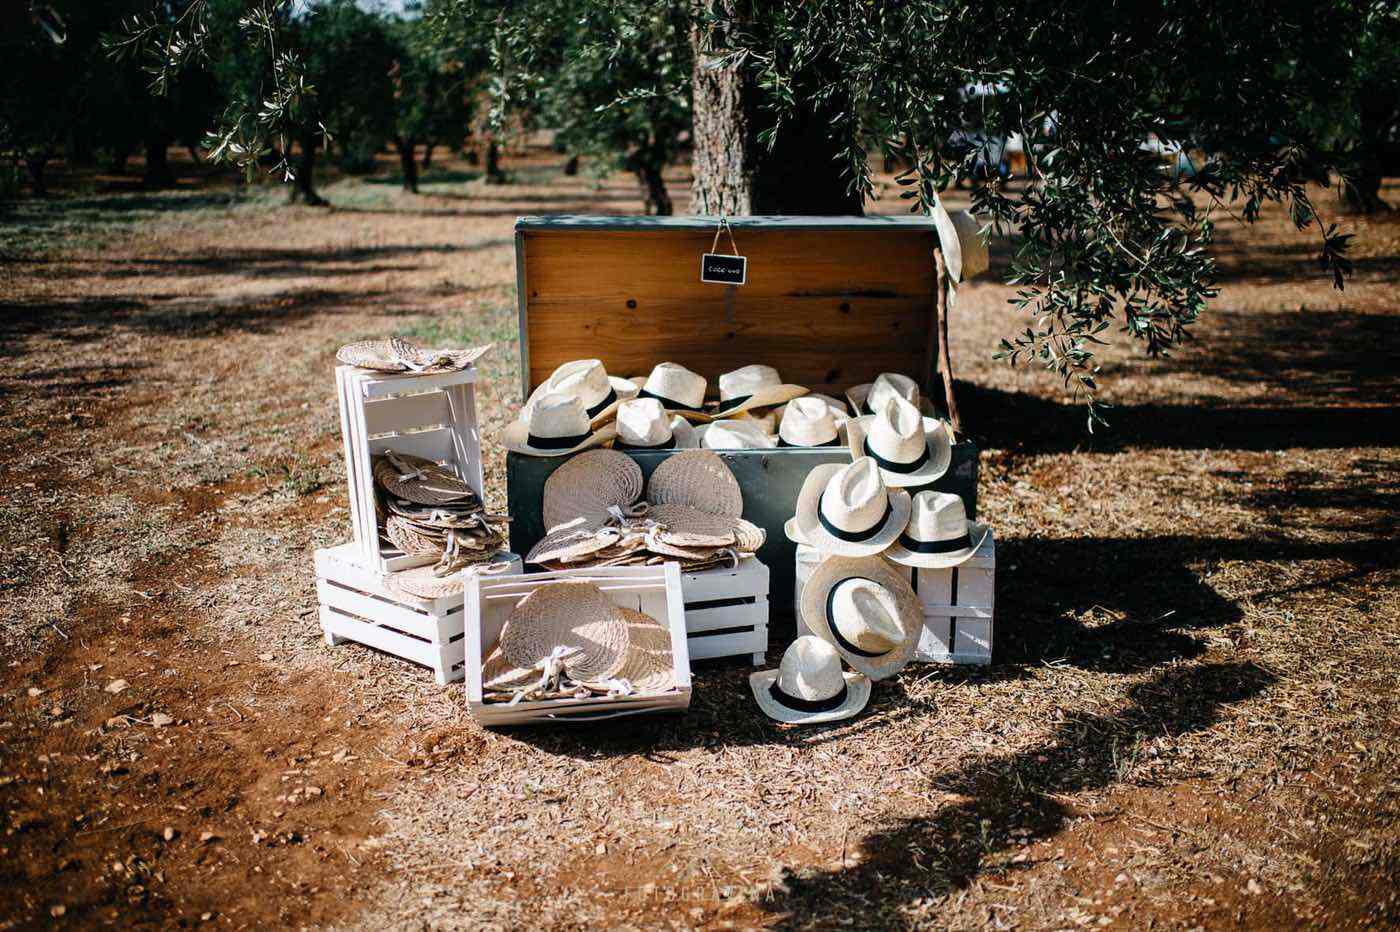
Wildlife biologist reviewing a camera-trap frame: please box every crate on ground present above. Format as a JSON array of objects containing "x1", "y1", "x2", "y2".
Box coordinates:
[
  {"x1": 465, "y1": 564, "x2": 692, "y2": 727},
  {"x1": 315, "y1": 543, "x2": 520, "y2": 686},
  {"x1": 335, "y1": 364, "x2": 484, "y2": 574},
  {"x1": 680, "y1": 558, "x2": 769, "y2": 666},
  {"x1": 793, "y1": 534, "x2": 996, "y2": 665}
]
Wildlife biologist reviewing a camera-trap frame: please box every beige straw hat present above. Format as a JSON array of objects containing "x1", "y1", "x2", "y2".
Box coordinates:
[
  {"x1": 522, "y1": 359, "x2": 637, "y2": 428},
  {"x1": 800, "y1": 555, "x2": 921, "y2": 680},
  {"x1": 783, "y1": 516, "x2": 810, "y2": 546},
  {"x1": 929, "y1": 190, "x2": 990, "y2": 284},
  {"x1": 844, "y1": 396, "x2": 953, "y2": 487},
  {"x1": 631, "y1": 363, "x2": 709, "y2": 421},
  {"x1": 337, "y1": 338, "x2": 493, "y2": 374},
  {"x1": 778, "y1": 396, "x2": 841, "y2": 447},
  {"x1": 500, "y1": 581, "x2": 631, "y2": 682},
  {"x1": 886, "y1": 490, "x2": 991, "y2": 569},
  {"x1": 750, "y1": 636, "x2": 871, "y2": 724},
  {"x1": 706, "y1": 365, "x2": 807, "y2": 419},
  {"x1": 614, "y1": 398, "x2": 697, "y2": 450},
  {"x1": 541, "y1": 449, "x2": 644, "y2": 532},
  {"x1": 792, "y1": 458, "x2": 912, "y2": 557},
  {"x1": 373, "y1": 451, "x2": 478, "y2": 506},
  {"x1": 502, "y1": 394, "x2": 617, "y2": 457},
  {"x1": 698, "y1": 419, "x2": 777, "y2": 450},
  {"x1": 646, "y1": 450, "x2": 744, "y2": 518},
  {"x1": 845, "y1": 372, "x2": 938, "y2": 419}
]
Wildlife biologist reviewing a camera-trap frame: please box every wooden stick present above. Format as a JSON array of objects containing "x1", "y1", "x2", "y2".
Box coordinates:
[{"x1": 933, "y1": 247, "x2": 962, "y2": 432}]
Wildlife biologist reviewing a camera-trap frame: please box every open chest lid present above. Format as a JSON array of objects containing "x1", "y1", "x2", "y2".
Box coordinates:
[{"x1": 513, "y1": 215, "x2": 942, "y2": 401}]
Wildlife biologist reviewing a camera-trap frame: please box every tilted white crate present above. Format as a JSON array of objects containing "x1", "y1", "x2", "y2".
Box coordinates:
[
  {"x1": 793, "y1": 533, "x2": 996, "y2": 665},
  {"x1": 335, "y1": 364, "x2": 484, "y2": 574},
  {"x1": 315, "y1": 543, "x2": 520, "y2": 685},
  {"x1": 681, "y1": 558, "x2": 769, "y2": 666},
  {"x1": 465, "y1": 564, "x2": 692, "y2": 727}
]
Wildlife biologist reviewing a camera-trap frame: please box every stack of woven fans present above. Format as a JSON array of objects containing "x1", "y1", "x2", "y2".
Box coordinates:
[
  {"x1": 480, "y1": 581, "x2": 675, "y2": 704},
  {"x1": 337, "y1": 337, "x2": 493, "y2": 374},
  {"x1": 524, "y1": 449, "x2": 765, "y2": 572},
  {"x1": 372, "y1": 451, "x2": 510, "y2": 597}
]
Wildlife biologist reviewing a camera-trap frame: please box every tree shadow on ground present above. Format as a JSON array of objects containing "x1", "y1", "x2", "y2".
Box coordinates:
[
  {"x1": 749, "y1": 660, "x2": 1276, "y2": 927},
  {"x1": 1211, "y1": 237, "x2": 1400, "y2": 286}
]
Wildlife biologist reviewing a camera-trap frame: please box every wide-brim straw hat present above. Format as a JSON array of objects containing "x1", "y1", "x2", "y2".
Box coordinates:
[
  {"x1": 845, "y1": 374, "x2": 939, "y2": 420},
  {"x1": 749, "y1": 636, "x2": 871, "y2": 725},
  {"x1": 541, "y1": 449, "x2": 644, "y2": 532},
  {"x1": 630, "y1": 363, "x2": 710, "y2": 422},
  {"x1": 501, "y1": 581, "x2": 632, "y2": 682},
  {"x1": 646, "y1": 450, "x2": 744, "y2": 518},
  {"x1": 338, "y1": 338, "x2": 493, "y2": 374},
  {"x1": 697, "y1": 419, "x2": 778, "y2": 450},
  {"x1": 705, "y1": 364, "x2": 808, "y2": 420},
  {"x1": 800, "y1": 555, "x2": 921, "y2": 680},
  {"x1": 522, "y1": 358, "x2": 638, "y2": 429},
  {"x1": 614, "y1": 398, "x2": 697, "y2": 451},
  {"x1": 793, "y1": 460, "x2": 912, "y2": 558},
  {"x1": 886, "y1": 490, "x2": 991, "y2": 568},
  {"x1": 844, "y1": 408, "x2": 953, "y2": 488},
  {"x1": 930, "y1": 191, "x2": 990, "y2": 284},
  {"x1": 373, "y1": 452, "x2": 479, "y2": 506},
  {"x1": 502, "y1": 394, "x2": 618, "y2": 457},
  {"x1": 778, "y1": 396, "x2": 841, "y2": 447}
]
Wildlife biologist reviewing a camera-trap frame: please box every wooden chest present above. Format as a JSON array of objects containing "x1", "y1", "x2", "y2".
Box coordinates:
[{"x1": 507, "y1": 215, "x2": 980, "y2": 625}]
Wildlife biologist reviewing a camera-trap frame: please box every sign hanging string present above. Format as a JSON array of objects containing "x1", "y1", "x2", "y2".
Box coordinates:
[{"x1": 710, "y1": 215, "x2": 739, "y2": 256}]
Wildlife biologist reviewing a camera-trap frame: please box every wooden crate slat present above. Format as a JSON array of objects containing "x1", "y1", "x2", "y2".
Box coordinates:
[
  {"x1": 367, "y1": 427, "x2": 456, "y2": 464},
  {"x1": 682, "y1": 601, "x2": 766, "y2": 634},
  {"x1": 362, "y1": 391, "x2": 452, "y2": 436},
  {"x1": 320, "y1": 608, "x2": 441, "y2": 667},
  {"x1": 359, "y1": 367, "x2": 478, "y2": 400},
  {"x1": 687, "y1": 629, "x2": 766, "y2": 662},
  {"x1": 316, "y1": 580, "x2": 436, "y2": 637}
]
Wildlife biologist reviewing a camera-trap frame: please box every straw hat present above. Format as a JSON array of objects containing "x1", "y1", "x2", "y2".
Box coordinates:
[
  {"x1": 750, "y1": 636, "x2": 871, "y2": 724},
  {"x1": 800, "y1": 555, "x2": 921, "y2": 680},
  {"x1": 632, "y1": 363, "x2": 709, "y2": 420},
  {"x1": 541, "y1": 449, "x2": 643, "y2": 532},
  {"x1": 699, "y1": 419, "x2": 777, "y2": 450},
  {"x1": 778, "y1": 396, "x2": 840, "y2": 447},
  {"x1": 929, "y1": 190, "x2": 990, "y2": 284},
  {"x1": 777, "y1": 393, "x2": 849, "y2": 427},
  {"x1": 522, "y1": 359, "x2": 637, "y2": 428},
  {"x1": 845, "y1": 372, "x2": 938, "y2": 419},
  {"x1": 707, "y1": 365, "x2": 807, "y2": 419},
  {"x1": 502, "y1": 394, "x2": 617, "y2": 457},
  {"x1": 500, "y1": 581, "x2": 631, "y2": 682},
  {"x1": 338, "y1": 338, "x2": 492, "y2": 374},
  {"x1": 844, "y1": 396, "x2": 953, "y2": 487},
  {"x1": 783, "y1": 516, "x2": 809, "y2": 546},
  {"x1": 614, "y1": 398, "x2": 696, "y2": 450},
  {"x1": 792, "y1": 458, "x2": 911, "y2": 557},
  {"x1": 886, "y1": 490, "x2": 991, "y2": 568},
  {"x1": 733, "y1": 409, "x2": 778, "y2": 434},
  {"x1": 373, "y1": 451, "x2": 478, "y2": 506},
  {"x1": 646, "y1": 450, "x2": 744, "y2": 518}
]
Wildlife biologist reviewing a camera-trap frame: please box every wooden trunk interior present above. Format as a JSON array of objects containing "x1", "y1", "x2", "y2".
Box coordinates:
[{"x1": 515, "y1": 216, "x2": 940, "y2": 399}]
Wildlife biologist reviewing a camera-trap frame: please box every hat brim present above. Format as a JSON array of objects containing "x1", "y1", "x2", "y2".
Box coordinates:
[
  {"x1": 844, "y1": 415, "x2": 953, "y2": 487},
  {"x1": 522, "y1": 375, "x2": 638, "y2": 429},
  {"x1": 799, "y1": 554, "x2": 921, "y2": 680},
  {"x1": 501, "y1": 421, "x2": 617, "y2": 457},
  {"x1": 706, "y1": 384, "x2": 809, "y2": 420},
  {"x1": 793, "y1": 464, "x2": 912, "y2": 557},
  {"x1": 886, "y1": 519, "x2": 991, "y2": 569},
  {"x1": 749, "y1": 669, "x2": 871, "y2": 724},
  {"x1": 784, "y1": 516, "x2": 810, "y2": 545},
  {"x1": 845, "y1": 385, "x2": 940, "y2": 420},
  {"x1": 696, "y1": 423, "x2": 778, "y2": 450}
]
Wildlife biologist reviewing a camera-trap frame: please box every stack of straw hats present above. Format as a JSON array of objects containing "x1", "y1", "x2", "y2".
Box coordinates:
[
  {"x1": 525, "y1": 450, "x2": 764, "y2": 572},
  {"x1": 370, "y1": 451, "x2": 511, "y2": 598},
  {"x1": 480, "y1": 581, "x2": 675, "y2": 704}
]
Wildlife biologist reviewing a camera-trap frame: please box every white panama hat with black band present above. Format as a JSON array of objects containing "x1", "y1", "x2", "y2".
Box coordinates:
[
  {"x1": 792, "y1": 457, "x2": 911, "y2": 558},
  {"x1": 749, "y1": 636, "x2": 871, "y2": 725},
  {"x1": 630, "y1": 363, "x2": 710, "y2": 421},
  {"x1": 886, "y1": 490, "x2": 991, "y2": 569},
  {"x1": 522, "y1": 358, "x2": 637, "y2": 428},
  {"x1": 502, "y1": 393, "x2": 618, "y2": 457},
  {"x1": 613, "y1": 398, "x2": 696, "y2": 451},
  {"x1": 707, "y1": 364, "x2": 808, "y2": 419},
  {"x1": 799, "y1": 554, "x2": 921, "y2": 680},
  {"x1": 844, "y1": 395, "x2": 952, "y2": 487},
  {"x1": 845, "y1": 372, "x2": 939, "y2": 420}
]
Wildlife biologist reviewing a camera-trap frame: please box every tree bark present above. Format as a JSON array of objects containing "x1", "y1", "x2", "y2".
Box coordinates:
[
  {"x1": 689, "y1": 4, "x2": 861, "y2": 216},
  {"x1": 421, "y1": 144, "x2": 434, "y2": 171},
  {"x1": 933, "y1": 248, "x2": 961, "y2": 432},
  {"x1": 288, "y1": 135, "x2": 326, "y2": 206},
  {"x1": 1344, "y1": 84, "x2": 1394, "y2": 213},
  {"x1": 396, "y1": 136, "x2": 419, "y2": 193},
  {"x1": 629, "y1": 154, "x2": 673, "y2": 215},
  {"x1": 143, "y1": 138, "x2": 175, "y2": 189},
  {"x1": 484, "y1": 140, "x2": 506, "y2": 184},
  {"x1": 563, "y1": 154, "x2": 580, "y2": 176}
]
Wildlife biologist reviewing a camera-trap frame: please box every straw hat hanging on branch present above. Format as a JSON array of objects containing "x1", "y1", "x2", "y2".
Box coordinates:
[{"x1": 928, "y1": 190, "x2": 990, "y2": 434}]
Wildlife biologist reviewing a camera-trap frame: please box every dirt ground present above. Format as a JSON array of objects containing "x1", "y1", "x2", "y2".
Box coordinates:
[{"x1": 1, "y1": 150, "x2": 1397, "y2": 930}]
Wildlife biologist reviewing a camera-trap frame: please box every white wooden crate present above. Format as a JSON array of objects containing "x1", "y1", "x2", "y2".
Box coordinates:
[
  {"x1": 465, "y1": 564, "x2": 692, "y2": 727},
  {"x1": 335, "y1": 364, "x2": 484, "y2": 574},
  {"x1": 681, "y1": 558, "x2": 769, "y2": 666},
  {"x1": 794, "y1": 533, "x2": 996, "y2": 665},
  {"x1": 314, "y1": 543, "x2": 520, "y2": 685}
]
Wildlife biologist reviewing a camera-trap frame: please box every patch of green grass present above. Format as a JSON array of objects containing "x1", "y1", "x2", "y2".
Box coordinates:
[{"x1": 402, "y1": 305, "x2": 519, "y2": 350}]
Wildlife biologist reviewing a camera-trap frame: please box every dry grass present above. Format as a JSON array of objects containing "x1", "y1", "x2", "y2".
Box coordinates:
[{"x1": 0, "y1": 151, "x2": 1396, "y2": 929}]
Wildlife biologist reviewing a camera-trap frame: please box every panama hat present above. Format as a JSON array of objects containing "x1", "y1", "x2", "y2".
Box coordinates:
[
  {"x1": 646, "y1": 450, "x2": 744, "y2": 518},
  {"x1": 614, "y1": 398, "x2": 696, "y2": 450},
  {"x1": 886, "y1": 490, "x2": 991, "y2": 569},
  {"x1": 500, "y1": 581, "x2": 632, "y2": 682},
  {"x1": 845, "y1": 372, "x2": 938, "y2": 419},
  {"x1": 541, "y1": 449, "x2": 643, "y2": 532},
  {"x1": 523, "y1": 359, "x2": 637, "y2": 428},
  {"x1": 800, "y1": 555, "x2": 921, "y2": 680},
  {"x1": 783, "y1": 516, "x2": 810, "y2": 545},
  {"x1": 778, "y1": 396, "x2": 840, "y2": 447},
  {"x1": 707, "y1": 365, "x2": 807, "y2": 419},
  {"x1": 777, "y1": 393, "x2": 849, "y2": 427},
  {"x1": 844, "y1": 396, "x2": 952, "y2": 487},
  {"x1": 338, "y1": 338, "x2": 492, "y2": 374},
  {"x1": 750, "y1": 636, "x2": 871, "y2": 725},
  {"x1": 632, "y1": 363, "x2": 709, "y2": 420},
  {"x1": 929, "y1": 190, "x2": 990, "y2": 284},
  {"x1": 793, "y1": 457, "x2": 911, "y2": 557},
  {"x1": 502, "y1": 394, "x2": 617, "y2": 457},
  {"x1": 699, "y1": 419, "x2": 777, "y2": 450}
]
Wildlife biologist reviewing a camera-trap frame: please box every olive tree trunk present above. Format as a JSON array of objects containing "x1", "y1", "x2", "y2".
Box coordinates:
[{"x1": 396, "y1": 135, "x2": 419, "y2": 193}]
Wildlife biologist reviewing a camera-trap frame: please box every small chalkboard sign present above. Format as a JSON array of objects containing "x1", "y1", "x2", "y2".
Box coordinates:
[{"x1": 701, "y1": 252, "x2": 747, "y2": 285}]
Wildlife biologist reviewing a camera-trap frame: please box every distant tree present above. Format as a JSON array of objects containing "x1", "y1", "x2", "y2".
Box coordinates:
[
  {"x1": 387, "y1": 16, "x2": 472, "y2": 192},
  {"x1": 1333, "y1": 2, "x2": 1400, "y2": 212},
  {"x1": 1, "y1": 3, "x2": 89, "y2": 195}
]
